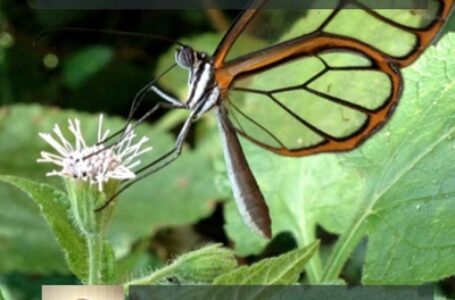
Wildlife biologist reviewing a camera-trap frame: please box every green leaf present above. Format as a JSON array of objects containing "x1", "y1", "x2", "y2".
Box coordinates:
[
  {"x1": 63, "y1": 45, "x2": 114, "y2": 88},
  {"x1": 0, "y1": 175, "x2": 88, "y2": 281},
  {"x1": 355, "y1": 32, "x2": 455, "y2": 284},
  {"x1": 0, "y1": 181, "x2": 67, "y2": 274},
  {"x1": 224, "y1": 31, "x2": 455, "y2": 285},
  {"x1": 102, "y1": 240, "x2": 116, "y2": 282},
  {"x1": 214, "y1": 240, "x2": 319, "y2": 284},
  {"x1": 0, "y1": 105, "x2": 221, "y2": 274}
]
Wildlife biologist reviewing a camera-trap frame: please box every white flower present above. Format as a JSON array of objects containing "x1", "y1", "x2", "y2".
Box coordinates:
[{"x1": 37, "y1": 114, "x2": 152, "y2": 192}]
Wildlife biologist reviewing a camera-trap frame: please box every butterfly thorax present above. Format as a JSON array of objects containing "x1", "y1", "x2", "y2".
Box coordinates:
[{"x1": 175, "y1": 46, "x2": 220, "y2": 119}]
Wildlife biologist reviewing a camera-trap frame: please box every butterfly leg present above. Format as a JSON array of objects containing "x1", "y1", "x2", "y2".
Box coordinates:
[
  {"x1": 101, "y1": 100, "x2": 185, "y2": 148},
  {"x1": 125, "y1": 62, "x2": 179, "y2": 121},
  {"x1": 150, "y1": 85, "x2": 187, "y2": 108},
  {"x1": 84, "y1": 100, "x2": 185, "y2": 163},
  {"x1": 95, "y1": 110, "x2": 195, "y2": 212},
  {"x1": 96, "y1": 85, "x2": 186, "y2": 148}
]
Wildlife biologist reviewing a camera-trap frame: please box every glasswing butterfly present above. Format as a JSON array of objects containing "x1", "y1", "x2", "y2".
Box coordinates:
[{"x1": 99, "y1": 0, "x2": 454, "y2": 239}]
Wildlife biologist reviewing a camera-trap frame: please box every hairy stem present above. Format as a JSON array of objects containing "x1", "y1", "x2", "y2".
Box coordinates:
[
  {"x1": 125, "y1": 264, "x2": 178, "y2": 287},
  {"x1": 86, "y1": 233, "x2": 104, "y2": 284}
]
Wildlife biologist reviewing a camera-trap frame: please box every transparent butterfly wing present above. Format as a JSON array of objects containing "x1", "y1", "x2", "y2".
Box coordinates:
[{"x1": 214, "y1": 0, "x2": 453, "y2": 156}]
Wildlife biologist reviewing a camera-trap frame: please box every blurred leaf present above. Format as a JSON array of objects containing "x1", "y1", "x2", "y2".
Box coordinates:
[
  {"x1": 2, "y1": 272, "x2": 77, "y2": 300},
  {"x1": 114, "y1": 244, "x2": 162, "y2": 283},
  {"x1": 0, "y1": 175, "x2": 87, "y2": 281},
  {"x1": 65, "y1": 61, "x2": 151, "y2": 115},
  {"x1": 0, "y1": 45, "x2": 50, "y2": 105},
  {"x1": 63, "y1": 45, "x2": 114, "y2": 88},
  {"x1": 214, "y1": 240, "x2": 319, "y2": 284},
  {"x1": 0, "y1": 105, "x2": 221, "y2": 274}
]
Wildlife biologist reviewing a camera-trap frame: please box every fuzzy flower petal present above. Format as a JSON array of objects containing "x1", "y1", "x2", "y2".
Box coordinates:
[{"x1": 37, "y1": 115, "x2": 152, "y2": 192}]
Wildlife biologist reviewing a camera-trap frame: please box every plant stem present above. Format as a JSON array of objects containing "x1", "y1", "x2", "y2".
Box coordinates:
[
  {"x1": 66, "y1": 180, "x2": 109, "y2": 284},
  {"x1": 86, "y1": 233, "x2": 104, "y2": 284},
  {"x1": 297, "y1": 233, "x2": 322, "y2": 283},
  {"x1": 320, "y1": 205, "x2": 369, "y2": 282},
  {"x1": 282, "y1": 179, "x2": 322, "y2": 283},
  {"x1": 125, "y1": 264, "x2": 178, "y2": 287},
  {"x1": 295, "y1": 214, "x2": 322, "y2": 283}
]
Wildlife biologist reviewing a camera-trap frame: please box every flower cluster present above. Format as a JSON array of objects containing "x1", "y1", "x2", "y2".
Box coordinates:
[{"x1": 38, "y1": 115, "x2": 151, "y2": 192}]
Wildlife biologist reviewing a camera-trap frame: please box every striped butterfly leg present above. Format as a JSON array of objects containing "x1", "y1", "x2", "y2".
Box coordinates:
[{"x1": 217, "y1": 105, "x2": 272, "y2": 239}]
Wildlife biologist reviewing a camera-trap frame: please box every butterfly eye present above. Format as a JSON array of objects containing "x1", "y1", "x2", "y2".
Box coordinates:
[{"x1": 175, "y1": 46, "x2": 195, "y2": 69}]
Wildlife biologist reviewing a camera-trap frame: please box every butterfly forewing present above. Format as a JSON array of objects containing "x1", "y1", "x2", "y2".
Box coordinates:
[
  {"x1": 214, "y1": 0, "x2": 453, "y2": 156},
  {"x1": 219, "y1": 0, "x2": 451, "y2": 66},
  {"x1": 226, "y1": 49, "x2": 397, "y2": 155}
]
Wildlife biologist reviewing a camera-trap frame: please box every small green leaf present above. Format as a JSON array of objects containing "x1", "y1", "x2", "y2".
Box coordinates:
[
  {"x1": 213, "y1": 241, "x2": 319, "y2": 284},
  {"x1": 126, "y1": 244, "x2": 237, "y2": 286},
  {"x1": 172, "y1": 244, "x2": 237, "y2": 283},
  {"x1": 0, "y1": 175, "x2": 88, "y2": 281}
]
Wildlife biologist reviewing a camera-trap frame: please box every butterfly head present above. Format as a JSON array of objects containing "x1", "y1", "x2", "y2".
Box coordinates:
[
  {"x1": 175, "y1": 46, "x2": 197, "y2": 69},
  {"x1": 175, "y1": 45, "x2": 210, "y2": 70}
]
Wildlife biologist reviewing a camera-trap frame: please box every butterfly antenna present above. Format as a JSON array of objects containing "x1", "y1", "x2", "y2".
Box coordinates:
[{"x1": 33, "y1": 26, "x2": 187, "y2": 47}]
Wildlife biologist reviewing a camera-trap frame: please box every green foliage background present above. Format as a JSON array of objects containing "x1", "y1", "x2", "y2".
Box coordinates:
[{"x1": 1, "y1": 1, "x2": 455, "y2": 299}]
